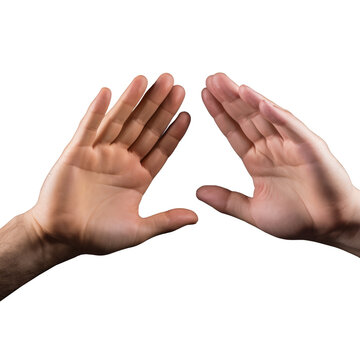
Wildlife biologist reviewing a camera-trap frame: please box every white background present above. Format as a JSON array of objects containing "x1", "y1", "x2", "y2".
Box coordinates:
[{"x1": 1, "y1": 0, "x2": 360, "y2": 359}]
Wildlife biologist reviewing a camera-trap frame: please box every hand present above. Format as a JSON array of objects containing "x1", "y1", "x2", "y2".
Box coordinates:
[
  {"x1": 29, "y1": 73, "x2": 197, "y2": 256},
  {"x1": 197, "y1": 73, "x2": 360, "y2": 254}
]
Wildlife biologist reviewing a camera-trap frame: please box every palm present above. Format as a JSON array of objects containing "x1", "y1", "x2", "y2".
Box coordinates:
[
  {"x1": 32, "y1": 74, "x2": 197, "y2": 255},
  {"x1": 199, "y1": 73, "x2": 357, "y2": 240},
  {"x1": 43, "y1": 145, "x2": 150, "y2": 253},
  {"x1": 243, "y1": 134, "x2": 351, "y2": 238}
]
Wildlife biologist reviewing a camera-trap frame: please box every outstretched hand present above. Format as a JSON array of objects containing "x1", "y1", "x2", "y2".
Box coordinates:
[
  {"x1": 198, "y1": 73, "x2": 360, "y2": 253},
  {"x1": 30, "y1": 74, "x2": 197, "y2": 255}
]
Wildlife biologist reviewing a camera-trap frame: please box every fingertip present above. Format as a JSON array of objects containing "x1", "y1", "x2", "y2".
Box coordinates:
[
  {"x1": 196, "y1": 186, "x2": 206, "y2": 200},
  {"x1": 179, "y1": 109, "x2": 190, "y2": 118},
  {"x1": 100, "y1": 86, "x2": 111, "y2": 95},
  {"x1": 211, "y1": 73, "x2": 239, "y2": 102},
  {"x1": 174, "y1": 83, "x2": 185, "y2": 91},
  {"x1": 201, "y1": 87, "x2": 210, "y2": 99},
  {"x1": 185, "y1": 210, "x2": 199, "y2": 224},
  {"x1": 178, "y1": 111, "x2": 191, "y2": 126},
  {"x1": 159, "y1": 72, "x2": 175, "y2": 85},
  {"x1": 136, "y1": 74, "x2": 147, "y2": 81},
  {"x1": 259, "y1": 99, "x2": 273, "y2": 113},
  {"x1": 90, "y1": 87, "x2": 112, "y2": 114},
  {"x1": 129, "y1": 75, "x2": 148, "y2": 98},
  {"x1": 171, "y1": 112, "x2": 191, "y2": 138},
  {"x1": 161, "y1": 72, "x2": 174, "y2": 79},
  {"x1": 164, "y1": 85, "x2": 186, "y2": 109},
  {"x1": 240, "y1": 84, "x2": 258, "y2": 93},
  {"x1": 196, "y1": 185, "x2": 231, "y2": 212},
  {"x1": 212, "y1": 72, "x2": 236, "y2": 87},
  {"x1": 99, "y1": 87, "x2": 112, "y2": 102},
  {"x1": 201, "y1": 89, "x2": 223, "y2": 117},
  {"x1": 196, "y1": 185, "x2": 220, "y2": 202},
  {"x1": 134, "y1": 74, "x2": 148, "y2": 87},
  {"x1": 205, "y1": 75, "x2": 214, "y2": 89},
  {"x1": 239, "y1": 84, "x2": 265, "y2": 110},
  {"x1": 238, "y1": 84, "x2": 248, "y2": 97},
  {"x1": 259, "y1": 100, "x2": 285, "y2": 125},
  {"x1": 169, "y1": 208, "x2": 198, "y2": 228},
  {"x1": 259, "y1": 99, "x2": 268, "y2": 109},
  {"x1": 173, "y1": 84, "x2": 186, "y2": 98},
  {"x1": 258, "y1": 98, "x2": 268, "y2": 110},
  {"x1": 201, "y1": 88, "x2": 211, "y2": 105},
  {"x1": 163, "y1": 112, "x2": 191, "y2": 142},
  {"x1": 213, "y1": 72, "x2": 228, "y2": 80}
]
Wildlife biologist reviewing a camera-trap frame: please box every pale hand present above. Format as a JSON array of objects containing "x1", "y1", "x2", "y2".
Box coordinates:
[
  {"x1": 29, "y1": 74, "x2": 197, "y2": 256},
  {"x1": 198, "y1": 73, "x2": 360, "y2": 254}
]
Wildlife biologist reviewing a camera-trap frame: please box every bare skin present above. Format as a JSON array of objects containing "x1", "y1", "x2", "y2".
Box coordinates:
[
  {"x1": 2, "y1": 72, "x2": 360, "y2": 301},
  {"x1": 0, "y1": 73, "x2": 197, "y2": 300},
  {"x1": 197, "y1": 73, "x2": 360, "y2": 256}
]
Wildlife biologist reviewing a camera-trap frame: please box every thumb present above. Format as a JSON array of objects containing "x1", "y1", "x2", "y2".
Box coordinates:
[
  {"x1": 141, "y1": 208, "x2": 198, "y2": 240},
  {"x1": 196, "y1": 185, "x2": 255, "y2": 225}
]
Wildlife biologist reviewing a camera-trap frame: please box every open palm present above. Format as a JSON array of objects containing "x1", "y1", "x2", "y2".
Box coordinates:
[
  {"x1": 31, "y1": 74, "x2": 197, "y2": 255},
  {"x1": 198, "y1": 73, "x2": 360, "y2": 242}
]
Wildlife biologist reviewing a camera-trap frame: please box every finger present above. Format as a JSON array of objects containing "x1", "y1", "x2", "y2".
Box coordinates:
[
  {"x1": 72, "y1": 87, "x2": 111, "y2": 146},
  {"x1": 238, "y1": 84, "x2": 276, "y2": 108},
  {"x1": 206, "y1": 73, "x2": 264, "y2": 143},
  {"x1": 140, "y1": 208, "x2": 198, "y2": 240},
  {"x1": 94, "y1": 75, "x2": 148, "y2": 145},
  {"x1": 115, "y1": 73, "x2": 174, "y2": 147},
  {"x1": 129, "y1": 85, "x2": 185, "y2": 159},
  {"x1": 196, "y1": 185, "x2": 255, "y2": 226},
  {"x1": 259, "y1": 100, "x2": 317, "y2": 144},
  {"x1": 201, "y1": 88, "x2": 253, "y2": 158},
  {"x1": 238, "y1": 85, "x2": 281, "y2": 139},
  {"x1": 141, "y1": 112, "x2": 190, "y2": 178}
]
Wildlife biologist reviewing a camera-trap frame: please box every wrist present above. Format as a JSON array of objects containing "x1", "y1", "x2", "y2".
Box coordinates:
[
  {"x1": 319, "y1": 187, "x2": 360, "y2": 257},
  {"x1": 21, "y1": 210, "x2": 78, "y2": 270},
  {"x1": 0, "y1": 212, "x2": 77, "y2": 300}
]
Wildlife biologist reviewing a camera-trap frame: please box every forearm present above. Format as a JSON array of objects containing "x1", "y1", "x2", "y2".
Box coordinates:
[{"x1": 0, "y1": 212, "x2": 74, "y2": 300}]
